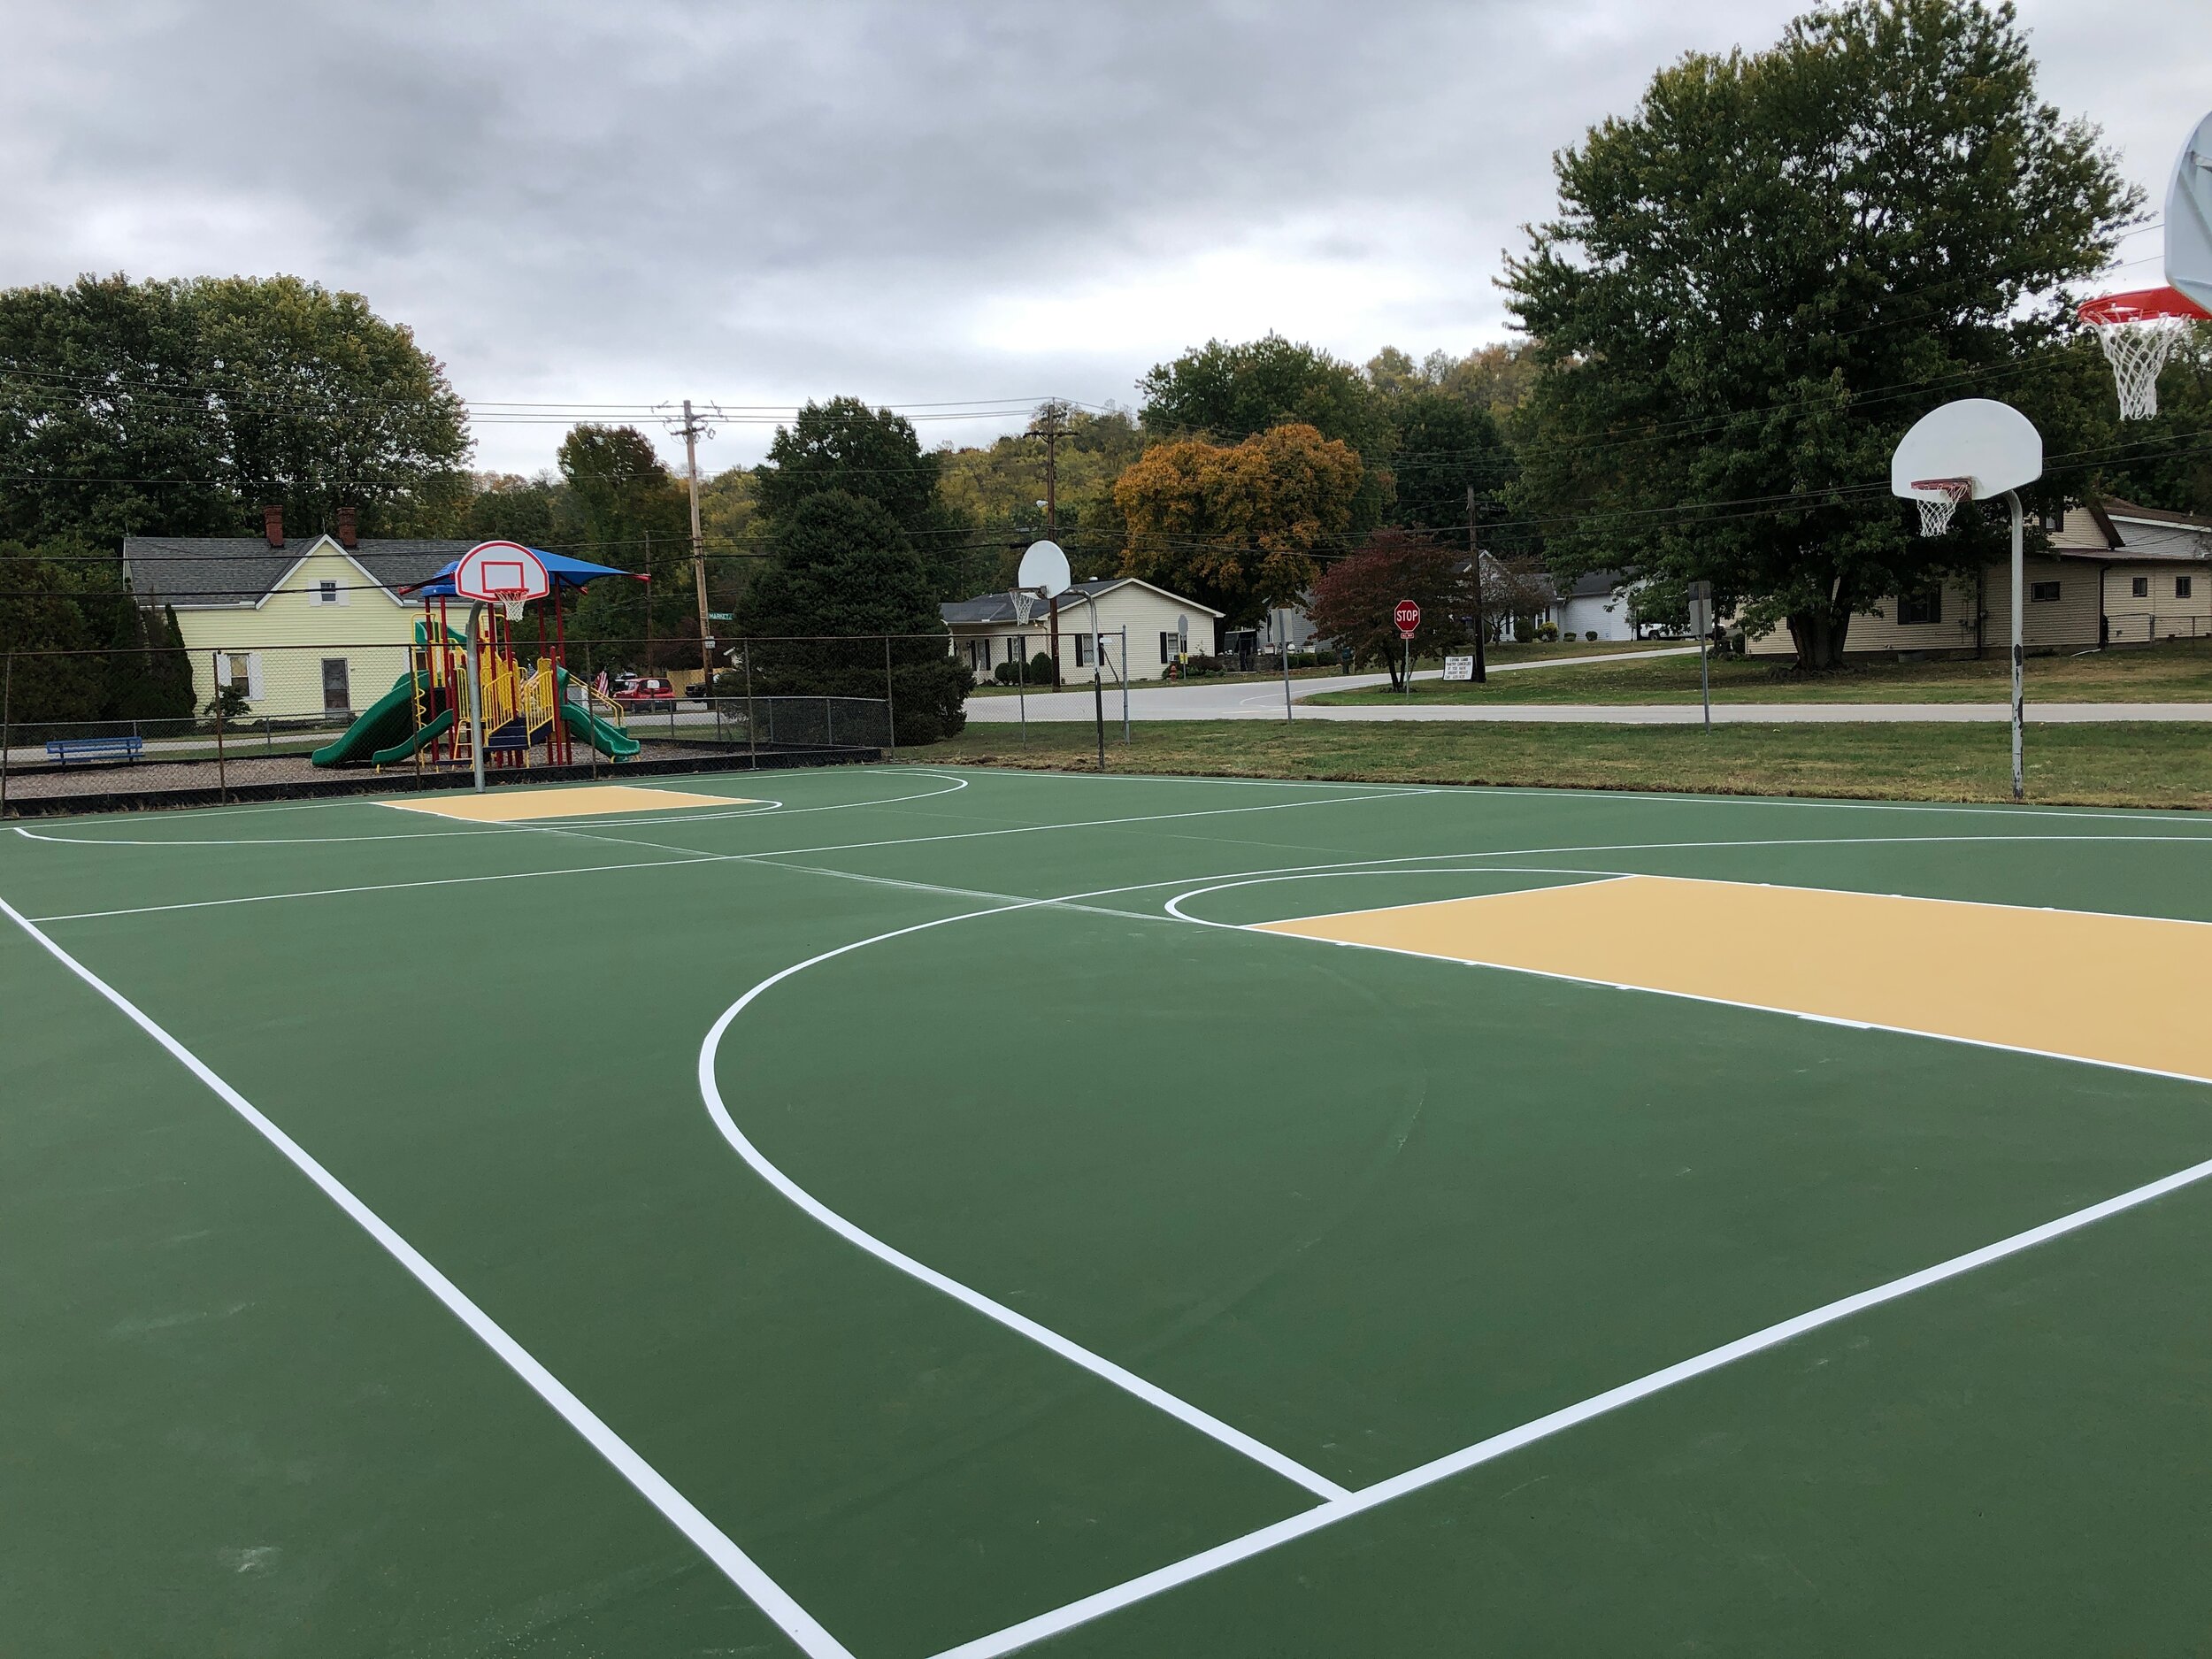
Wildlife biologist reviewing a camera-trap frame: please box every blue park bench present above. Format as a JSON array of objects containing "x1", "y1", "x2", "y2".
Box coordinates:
[{"x1": 44, "y1": 733, "x2": 144, "y2": 767}]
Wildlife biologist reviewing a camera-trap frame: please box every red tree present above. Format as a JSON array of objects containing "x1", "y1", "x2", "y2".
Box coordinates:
[{"x1": 1307, "y1": 529, "x2": 1478, "y2": 689}]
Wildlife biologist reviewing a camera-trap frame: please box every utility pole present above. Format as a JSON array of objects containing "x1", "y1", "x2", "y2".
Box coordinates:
[
  {"x1": 1466, "y1": 484, "x2": 1488, "y2": 683},
  {"x1": 665, "y1": 399, "x2": 717, "y2": 699},
  {"x1": 1030, "y1": 400, "x2": 1071, "y2": 538}
]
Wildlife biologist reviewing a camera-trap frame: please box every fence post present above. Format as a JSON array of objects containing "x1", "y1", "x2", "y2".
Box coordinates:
[
  {"x1": 743, "y1": 643, "x2": 758, "y2": 767},
  {"x1": 825, "y1": 695, "x2": 834, "y2": 749},
  {"x1": 211, "y1": 651, "x2": 227, "y2": 803},
  {"x1": 883, "y1": 634, "x2": 896, "y2": 761},
  {"x1": 1, "y1": 652, "x2": 12, "y2": 818}
]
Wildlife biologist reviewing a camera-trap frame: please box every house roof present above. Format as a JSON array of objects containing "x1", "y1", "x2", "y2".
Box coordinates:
[
  {"x1": 2047, "y1": 495, "x2": 2212, "y2": 562},
  {"x1": 941, "y1": 575, "x2": 1225, "y2": 627},
  {"x1": 119, "y1": 535, "x2": 474, "y2": 608},
  {"x1": 1562, "y1": 569, "x2": 1629, "y2": 599}
]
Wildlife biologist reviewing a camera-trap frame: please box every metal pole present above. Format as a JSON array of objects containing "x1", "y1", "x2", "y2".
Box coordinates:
[
  {"x1": 1017, "y1": 634, "x2": 1027, "y2": 741},
  {"x1": 1, "y1": 653, "x2": 12, "y2": 818},
  {"x1": 2008, "y1": 488, "x2": 2024, "y2": 802},
  {"x1": 1701, "y1": 629, "x2": 1712, "y2": 730},
  {"x1": 1122, "y1": 624, "x2": 1131, "y2": 742},
  {"x1": 1467, "y1": 485, "x2": 1487, "y2": 682},
  {"x1": 884, "y1": 634, "x2": 896, "y2": 760},
  {"x1": 467, "y1": 601, "x2": 487, "y2": 794},
  {"x1": 1402, "y1": 632, "x2": 1410, "y2": 698},
  {"x1": 1279, "y1": 611, "x2": 1292, "y2": 724},
  {"x1": 211, "y1": 651, "x2": 227, "y2": 803},
  {"x1": 1089, "y1": 594, "x2": 1105, "y2": 771},
  {"x1": 743, "y1": 644, "x2": 757, "y2": 767}
]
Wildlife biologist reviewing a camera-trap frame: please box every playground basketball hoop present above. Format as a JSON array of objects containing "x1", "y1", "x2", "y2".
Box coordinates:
[
  {"x1": 2078, "y1": 287, "x2": 2210, "y2": 419},
  {"x1": 451, "y1": 541, "x2": 550, "y2": 618},
  {"x1": 1008, "y1": 587, "x2": 1040, "y2": 626},
  {"x1": 1909, "y1": 477, "x2": 1974, "y2": 538}
]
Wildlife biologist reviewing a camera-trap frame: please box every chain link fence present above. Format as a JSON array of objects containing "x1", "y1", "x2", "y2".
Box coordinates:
[{"x1": 1, "y1": 634, "x2": 935, "y2": 812}]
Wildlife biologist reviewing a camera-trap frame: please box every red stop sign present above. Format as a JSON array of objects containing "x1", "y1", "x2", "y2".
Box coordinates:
[{"x1": 1394, "y1": 599, "x2": 1421, "y2": 637}]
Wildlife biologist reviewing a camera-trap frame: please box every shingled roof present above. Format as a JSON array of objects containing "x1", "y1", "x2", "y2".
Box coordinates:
[{"x1": 119, "y1": 535, "x2": 472, "y2": 608}]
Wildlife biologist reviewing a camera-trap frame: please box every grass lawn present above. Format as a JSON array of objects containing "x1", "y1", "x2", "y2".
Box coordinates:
[
  {"x1": 920, "y1": 717, "x2": 2212, "y2": 809},
  {"x1": 1310, "y1": 637, "x2": 2212, "y2": 706}
]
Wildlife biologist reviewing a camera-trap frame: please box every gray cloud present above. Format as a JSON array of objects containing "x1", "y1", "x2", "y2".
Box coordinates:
[{"x1": 2, "y1": 0, "x2": 2205, "y2": 475}]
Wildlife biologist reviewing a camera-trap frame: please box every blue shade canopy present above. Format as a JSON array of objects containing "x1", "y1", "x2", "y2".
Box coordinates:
[{"x1": 407, "y1": 547, "x2": 646, "y2": 597}]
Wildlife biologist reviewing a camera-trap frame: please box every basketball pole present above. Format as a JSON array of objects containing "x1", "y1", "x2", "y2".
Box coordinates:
[
  {"x1": 467, "y1": 601, "x2": 488, "y2": 794},
  {"x1": 2006, "y1": 488, "x2": 2024, "y2": 802}
]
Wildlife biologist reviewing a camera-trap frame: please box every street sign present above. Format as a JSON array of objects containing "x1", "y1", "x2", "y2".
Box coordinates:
[
  {"x1": 1442, "y1": 655, "x2": 1475, "y2": 681},
  {"x1": 1394, "y1": 599, "x2": 1421, "y2": 638},
  {"x1": 1687, "y1": 580, "x2": 1713, "y2": 638}
]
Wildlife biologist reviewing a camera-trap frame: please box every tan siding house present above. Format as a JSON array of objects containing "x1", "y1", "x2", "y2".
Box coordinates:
[
  {"x1": 1746, "y1": 494, "x2": 2212, "y2": 657},
  {"x1": 941, "y1": 578, "x2": 1225, "y2": 684}
]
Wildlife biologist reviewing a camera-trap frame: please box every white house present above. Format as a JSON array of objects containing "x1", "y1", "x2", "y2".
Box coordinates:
[
  {"x1": 941, "y1": 577, "x2": 1225, "y2": 683},
  {"x1": 1741, "y1": 494, "x2": 2212, "y2": 658}
]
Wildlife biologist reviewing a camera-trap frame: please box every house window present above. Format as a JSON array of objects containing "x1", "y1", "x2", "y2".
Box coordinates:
[
  {"x1": 1006, "y1": 635, "x2": 1025, "y2": 664},
  {"x1": 2178, "y1": 577, "x2": 2195, "y2": 600},
  {"x1": 215, "y1": 652, "x2": 261, "y2": 701},
  {"x1": 1073, "y1": 634, "x2": 1093, "y2": 667},
  {"x1": 1160, "y1": 631, "x2": 1177, "y2": 664},
  {"x1": 2030, "y1": 580, "x2": 2062, "y2": 603},
  {"x1": 321, "y1": 658, "x2": 350, "y2": 712},
  {"x1": 966, "y1": 637, "x2": 992, "y2": 672},
  {"x1": 1898, "y1": 590, "x2": 1943, "y2": 626},
  {"x1": 315, "y1": 579, "x2": 341, "y2": 605},
  {"x1": 2132, "y1": 576, "x2": 2150, "y2": 598}
]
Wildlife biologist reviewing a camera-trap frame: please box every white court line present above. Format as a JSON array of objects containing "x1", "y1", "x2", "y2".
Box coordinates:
[
  {"x1": 697, "y1": 910, "x2": 1349, "y2": 1502},
  {"x1": 928, "y1": 1144, "x2": 2212, "y2": 1659},
  {"x1": 0, "y1": 892, "x2": 856, "y2": 1659},
  {"x1": 27, "y1": 787, "x2": 1432, "y2": 922}
]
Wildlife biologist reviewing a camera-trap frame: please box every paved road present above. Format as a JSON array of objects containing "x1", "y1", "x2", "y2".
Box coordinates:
[{"x1": 967, "y1": 646, "x2": 1701, "y2": 723}]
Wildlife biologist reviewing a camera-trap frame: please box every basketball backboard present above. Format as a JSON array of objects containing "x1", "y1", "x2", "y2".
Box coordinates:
[
  {"x1": 1890, "y1": 399, "x2": 2042, "y2": 503},
  {"x1": 452, "y1": 541, "x2": 550, "y2": 603},
  {"x1": 2168, "y1": 109, "x2": 2212, "y2": 313},
  {"x1": 1017, "y1": 540, "x2": 1071, "y2": 598}
]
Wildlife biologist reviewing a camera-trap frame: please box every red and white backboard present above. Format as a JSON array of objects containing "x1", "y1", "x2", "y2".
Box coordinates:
[{"x1": 452, "y1": 541, "x2": 549, "y2": 603}]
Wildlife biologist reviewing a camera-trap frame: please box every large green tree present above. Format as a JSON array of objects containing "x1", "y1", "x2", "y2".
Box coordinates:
[
  {"x1": 0, "y1": 273, "x2": 469, "y2": 545},
  {"x1": 1139, "y1": 334, "x2": 1394, "y2": 527},
  {"x1": 733, "y1": 490, "x2": 969, "y2": 743},
  {"x1": 1386, "y1": 388, "x2": 1528, "y2": 554},
  {"x1": 753, "y1": 396, "x2": 972, "y2": 597},
  {"x1": 555, "y1": 425, "x2": 695, "y2": 653},
  {"x1": 1504, "y1": 0, "x2": 2135, "y2": 668}
]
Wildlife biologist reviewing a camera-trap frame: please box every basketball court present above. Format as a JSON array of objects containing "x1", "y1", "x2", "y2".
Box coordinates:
[{"x1": 7, "y1": 763, "x2": 2212, "y2": 1655}]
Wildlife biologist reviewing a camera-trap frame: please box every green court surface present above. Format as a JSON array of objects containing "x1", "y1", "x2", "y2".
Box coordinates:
[{"x1": 5, "y1": 764, "x2": 2211, "y2": 1656}]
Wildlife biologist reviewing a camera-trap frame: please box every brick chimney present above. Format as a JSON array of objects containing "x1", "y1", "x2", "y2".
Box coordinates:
[
  {"x1": 261, "y1": 504, "x2": 284, "y2": 548},
  {"x1": 334, "y1": 506, "x2": 358, "y2": 549}
]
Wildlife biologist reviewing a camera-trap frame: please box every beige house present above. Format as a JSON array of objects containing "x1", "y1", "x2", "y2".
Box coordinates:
[
  {"x1": 1746, "y1": 495, "x2": 2212, "y2": 658},
  {"x1": 122, "y1": 509, "x2": 468, "y2": 719},
  {"x1": 941, "y1": 577, "x2": 1225, "y2": 683}
]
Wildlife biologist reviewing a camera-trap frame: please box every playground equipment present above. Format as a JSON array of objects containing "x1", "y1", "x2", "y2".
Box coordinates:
[{"x1": 312, "y1": 542, "x2": 646, "y2": 773}]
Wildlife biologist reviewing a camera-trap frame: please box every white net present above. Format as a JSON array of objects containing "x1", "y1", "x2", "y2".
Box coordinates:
[
  {"x1": 2091, "y1": 314, "x2": 2192, "y2": 419},
  {"x1": 1009, "y1": 588, "x2": 1039, "y2": 626},
  {"x1": 498, "y1": 595, "x2": 526, "y2": 622},
  {"x1": 1913, "y1": 480, "x2": 1972, "y2": 539}
]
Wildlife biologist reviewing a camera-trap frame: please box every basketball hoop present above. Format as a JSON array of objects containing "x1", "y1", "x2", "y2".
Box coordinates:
[
  {"x1": 1008, "y1": 587, "x2": 1040, "y2": 626},
  {"x1": 2078, "y1": 287, "x2": 2210, "y2": 419},
  {"x1": 1910, "y1": 478, "x2": 1973, "y2": 538},
  {"x1": 450, "y1": 541, "x2": 551, "y2": 618},
  {"x1": 493, "y1": 591, "x2": 526, "y2": 622}
]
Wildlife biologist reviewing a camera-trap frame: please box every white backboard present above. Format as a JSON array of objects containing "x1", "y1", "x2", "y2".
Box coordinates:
[
  {"x1": 1890, "y1": 399, "x2": 2042, "y2": 502},
  {"x1": 453, "y1": 541, "x2": 550, "y2": 601},
  {"x1": 1017, "y1": 540, "x2": 1071, "y2": 598},
  {"x1": 2169, "y1": 110, "x2": 2212, "y2": 314}
]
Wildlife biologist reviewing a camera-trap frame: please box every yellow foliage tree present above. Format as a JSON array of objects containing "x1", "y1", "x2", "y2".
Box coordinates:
[{"x1": 1113, "y1": 423, "x2": 1363, "y2": 624}]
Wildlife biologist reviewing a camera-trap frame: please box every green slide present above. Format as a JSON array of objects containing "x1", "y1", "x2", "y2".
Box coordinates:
[
  {"x1": 370, "y1": 708, "x2": 453, "y2": 766},
  {"x1": 312, "y1": 672, "x2": 428, "y2": 767},
  {"x1": 560, "y1": 695, "x2": 640, "y2": 759}
]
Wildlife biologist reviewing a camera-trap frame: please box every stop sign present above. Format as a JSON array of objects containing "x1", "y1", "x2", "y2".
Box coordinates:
[{"x1": 1394, "y1": 598, "x2": 1421, "y2": 638}]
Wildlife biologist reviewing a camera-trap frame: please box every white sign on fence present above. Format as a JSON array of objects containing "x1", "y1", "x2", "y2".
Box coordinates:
[{"x1": 1441, "y1": 655, "x2": 1476, "y2": 682}]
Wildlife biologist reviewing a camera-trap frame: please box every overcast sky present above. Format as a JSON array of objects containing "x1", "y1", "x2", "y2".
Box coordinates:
[{"x1": 3, "y1": 1, "x2": 2207, "y2": 478}]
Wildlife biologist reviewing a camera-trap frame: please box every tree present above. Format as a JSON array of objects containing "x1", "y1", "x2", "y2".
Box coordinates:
[
  {"x1": 1139, "y1": 334, "x2": 1394, "y2": 526},
  {"x1": 0, "y1": 274, "x2": 471, "y2": 545},
  {"x1": 754, "y1": 396, "x2": 974, "y2": 596},
  {"x1": 2094, "y1": 325, "x2": 2212, "y2": 516},
  {"x1": 1114, "y1": 424, "x2": 1364, "y2": 625},
  {"x1": 1386, "y1": 389, "x2": 1526, "y2": 553},
  {"x1": 938, "y1": 405, "x2": 1146, "y2": 585},
  {"x1": 733, "y1": 490, "x2": 970, "y2": 744},
  {"x1": 556, "y1": 426, "x2": 693, "y2": 652},
  {"x1": 1503, "y1": 0, "x2": 2136, "y2": 669},
  {"x1": 1306, "y1": 530, "x2": 1479, "y2": 690}
]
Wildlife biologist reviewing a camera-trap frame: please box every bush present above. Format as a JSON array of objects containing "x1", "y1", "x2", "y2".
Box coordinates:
[
  {"x1": 1585, "y1": 630, "x2": 1599, "y2": 641},
  {"x1": 1182, "y1": 653, "x2": 1223, "y2": 676},
  {"x1": 1030, "y1": 651, "x2": 1056, "y2": 684},
  {"x1": 992, "y1": 657, "x2": 1024, "y2": 685},
  {"x1": 1533, "y1": 622, "x2": 1559, "y2": 641}
]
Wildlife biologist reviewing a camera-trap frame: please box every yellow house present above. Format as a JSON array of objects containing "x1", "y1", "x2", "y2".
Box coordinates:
[
  {"x1": 121, "y1": 510, "x2": 469, "y2": 722},
  {"x1": 1743, "y1": 493, "x2": 2212, "y2": 658}
]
